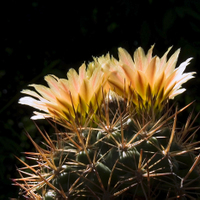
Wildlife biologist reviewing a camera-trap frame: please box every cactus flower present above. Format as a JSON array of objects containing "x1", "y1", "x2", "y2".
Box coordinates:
[
  {"x1": 19, "y1": 62, "x2": 108, "y2": 124},
  {"x1": 106, "y1": 45, "x2": 195, "y2": 113}
]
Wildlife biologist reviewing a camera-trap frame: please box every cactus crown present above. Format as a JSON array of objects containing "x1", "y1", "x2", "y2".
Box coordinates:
[{"x1": 14, "y1": 46, "x2": 200, "y2": 200}]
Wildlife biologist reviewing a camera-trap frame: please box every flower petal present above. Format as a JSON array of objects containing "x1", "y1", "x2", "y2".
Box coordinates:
[
  {"x1": 160, "y1": 46, "x2": 173, "y2": 68},
  {"x1": 134, "y1": 47, "x2": 146, "y2": 71},
  {"x1": 79, "y1": 79, "x2": 90, "y2": 105},
  {"x1": 134, "y1": 70, "x2": 148, "y2": 100},
  {"x1": 44, "y1": 75, "x2": 60, "y2": 92},
  {"x1": 19, "y1": 96, "x2": 48, "y2": 112},
  {"x1": 118, "y1": 47, "x2": 135, "y2": 69},
  {"x1": 146, "y1": 44, "x2": 155, "y2": 64},
  {"x1": 28, "y1": 84, "x2": 56, "y2": 101},
  {"x1": 164, "y1": 48, "x2": 180, "y2": 75},
  {"x1": 67, "y1": 68, "x2": 80, "y2": 92},
  {"x1": 145, "y1": 56, "x2": 157, "y2": 87}
]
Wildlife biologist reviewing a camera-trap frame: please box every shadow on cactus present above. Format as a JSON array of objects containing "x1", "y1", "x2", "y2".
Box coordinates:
[{"x1": 13, "y1": 45, "x2": 200, "y2": 199}]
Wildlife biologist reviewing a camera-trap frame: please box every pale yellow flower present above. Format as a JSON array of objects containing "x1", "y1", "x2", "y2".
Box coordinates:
[
  {"x1": 106, "y1": 45, "x2": 195, "y2": 112},
  {"x1": 19, "y1": 46, "x2": 195, "y2": 124},
  {"x1": 19, "y1": 62, "x2": 108, "y2": 124}
]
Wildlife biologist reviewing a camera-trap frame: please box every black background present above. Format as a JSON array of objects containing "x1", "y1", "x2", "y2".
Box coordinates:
[{"x1": 2, "y1": 0, "x2": 200, "y2": 199}]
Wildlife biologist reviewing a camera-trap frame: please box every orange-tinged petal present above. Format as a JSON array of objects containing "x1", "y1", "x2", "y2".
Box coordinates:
[
  {"x1": 134, "y1": 47, "x2": 146, "y2": 71},
  {"x1": 118, "y1": 47, "x2": 135, "y2": 68},
  {"x1": 121, "y1": 64, "x2": 135, "y2": 87},
  {"x1": 29, "y1": 84, "x2": 56, "y2": 101},
  {"x1": 59, "y1": 79, "x2": 70, "y2": 94},
  {"x1": 164, "y1": 70, "x2": 177, "y2": 92},
  {"x1": 108, "y1": 72, "x2": 126, "y2": 95},
  {"x1": 153, "y1": 72, "x2": 166, "y2": 96},
  {"x1": 134, "y1": 70, "x2": 148, "y2": 100},
  {"x1": 44, "y1": 75, "x2": 60, "y2": 92},
  {"x1": 106, "y1": 65, "x2": 124, "y2": 85},
  {"x1": 160, "y1": 46, "x2": 173, "y2": 68},
  {"x1": 89, "y1": 66, "x2": 103, "y2": 88},
  {"x1": 78, "y1": 63, "x2": 87, "y2": 80},
  {"x1": 146, "y1": 44, "x2": 155, "y2": 64},
  {"x1": 67, "y1": 68, "x2": 80, "y2": 92},
  {"x1": 163, "y1": 49, "x2": 180, "y2": 75},
  {"x1": 145, "y1": 56, "x2": 157, "y2": 87},
  {"x1": 58, "y1": 88, "x2": 74, "y2": 108}
]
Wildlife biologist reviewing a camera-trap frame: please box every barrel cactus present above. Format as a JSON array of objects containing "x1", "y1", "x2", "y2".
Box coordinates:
[{"x1": 14, "y1": 45, "x2": 200, "y2": 200}]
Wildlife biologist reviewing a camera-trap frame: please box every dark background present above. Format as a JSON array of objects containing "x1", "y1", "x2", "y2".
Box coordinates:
[{"x1": 2, "y1": 0, "x2": 200, "y2": 199}]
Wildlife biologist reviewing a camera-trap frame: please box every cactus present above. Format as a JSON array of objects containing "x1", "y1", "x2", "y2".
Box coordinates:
[{"x1": 14, "y1": 46, "x2": 200, "y2": 199}]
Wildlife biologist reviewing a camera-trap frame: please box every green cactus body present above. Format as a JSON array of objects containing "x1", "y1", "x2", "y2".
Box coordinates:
[{"x1": 14, "y1": 98, "x2": 200, "y2": 200}]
